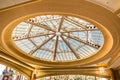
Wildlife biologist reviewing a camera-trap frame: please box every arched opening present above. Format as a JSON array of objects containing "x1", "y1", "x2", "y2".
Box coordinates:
[{"x1": 0, "y1": 64, "x2": 27, "y2": 80}]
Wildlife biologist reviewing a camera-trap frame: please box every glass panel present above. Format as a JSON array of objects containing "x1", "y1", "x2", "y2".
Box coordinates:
[{"x1": 12, "y1": 15, "x2": 104, "y2": 62}]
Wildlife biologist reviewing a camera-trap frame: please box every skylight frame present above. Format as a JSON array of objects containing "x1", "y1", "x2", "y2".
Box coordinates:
[{"x1": 12, "y1": 15, "x2": 104, "y2": 62}]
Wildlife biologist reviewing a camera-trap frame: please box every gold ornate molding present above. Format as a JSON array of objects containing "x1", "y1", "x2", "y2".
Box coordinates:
[{"x1": 0, "y1": 0, "x2": 120, "y2": 79}]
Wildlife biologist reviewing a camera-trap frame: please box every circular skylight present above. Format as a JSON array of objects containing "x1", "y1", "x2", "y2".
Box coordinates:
[{"x1": 12, "y1": 15, "x2": 104, "y2": 62}]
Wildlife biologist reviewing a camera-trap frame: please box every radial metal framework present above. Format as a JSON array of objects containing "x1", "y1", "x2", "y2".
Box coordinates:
[{"x1": 12, "y1": 15, "x2": 104, "y2": 62}]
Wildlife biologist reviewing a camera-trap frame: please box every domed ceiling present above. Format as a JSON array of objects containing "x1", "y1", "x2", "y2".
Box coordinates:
[{"x1": 12, "y1": 15, "x2": 104, "y2": 62}]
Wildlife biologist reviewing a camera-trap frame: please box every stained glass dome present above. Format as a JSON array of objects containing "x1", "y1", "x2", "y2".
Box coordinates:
[{"x1": 12, "y1": 15, "x2": 104, "y2": 62}]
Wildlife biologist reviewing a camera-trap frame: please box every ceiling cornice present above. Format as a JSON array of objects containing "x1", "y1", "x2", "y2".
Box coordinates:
[{"x1": 0, "y1": 0, "x2": 40, "y2": 12}]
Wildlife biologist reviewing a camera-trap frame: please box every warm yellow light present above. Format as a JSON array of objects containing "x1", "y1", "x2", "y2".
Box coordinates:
[
  {"x1": 99, "y1": 67, "x2": 105, "y2": 74},
  {"x1": 34, "y1": 69, "x2": 37, "y2": 74}
]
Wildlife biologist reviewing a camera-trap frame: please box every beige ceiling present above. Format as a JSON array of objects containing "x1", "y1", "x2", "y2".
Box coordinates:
[
  {"x1": 0, "y1": 0, "x2": 120, "y2": 12},
  {"x1": 0, "y1": 0, "x2": 31, "y2": 9},
  {"x1": 86, "y1": 0, "x2": 120, "y2": 12}
]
